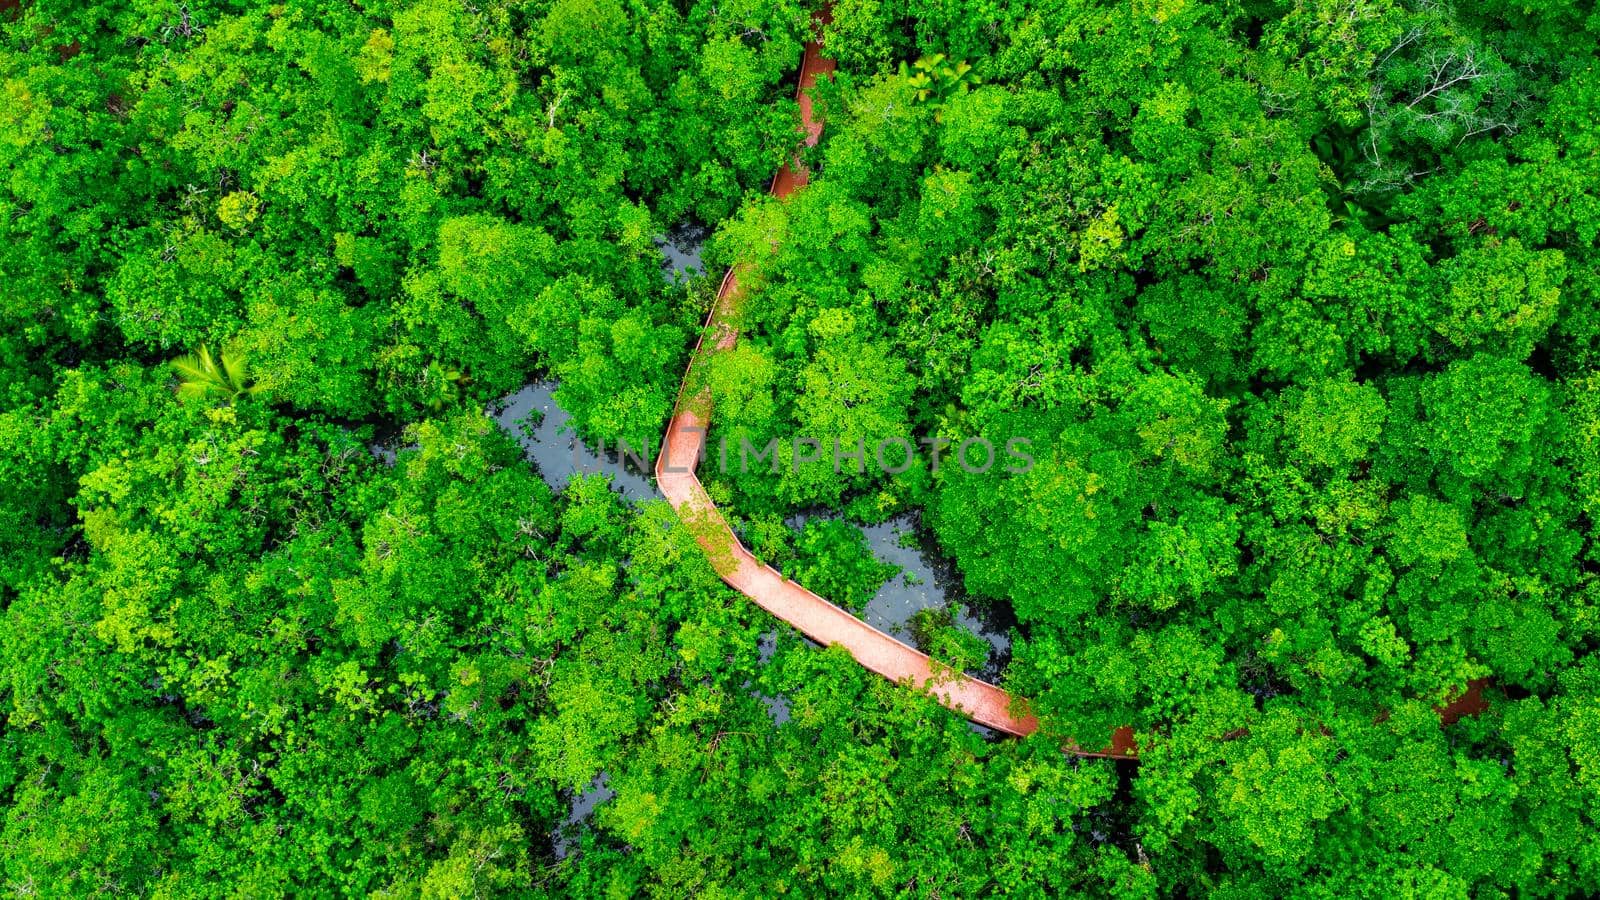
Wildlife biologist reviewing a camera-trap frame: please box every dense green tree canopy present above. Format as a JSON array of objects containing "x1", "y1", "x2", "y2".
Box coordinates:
[{"x1": 3, "y1": 0, "x2": 1599, "y2": 895}]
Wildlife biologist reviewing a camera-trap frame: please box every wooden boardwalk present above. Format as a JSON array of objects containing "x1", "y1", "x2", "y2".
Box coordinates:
[{"x1": 652, "y1": 12, "x2": 1133, "y2": 755}]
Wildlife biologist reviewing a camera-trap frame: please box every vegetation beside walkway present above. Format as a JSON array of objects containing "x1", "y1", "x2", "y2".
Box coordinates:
[{"x1": 2, "y1": 0, "x2": 1599, "y2": 896}]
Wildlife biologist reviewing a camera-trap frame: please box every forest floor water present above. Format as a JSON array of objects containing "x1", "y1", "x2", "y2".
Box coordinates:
[
  {"x1": 552, "y1": 774, "x2": 615, "y2": 860},
  {"x1": 490, "y1": 382, "x2": 657, "y2": 502},
  {"x1": 785, "y1": 511, "x2": 1013, "y2": 683},
  {"x1": 654, "y1": 222, "x2": 708, "y2": 280}
]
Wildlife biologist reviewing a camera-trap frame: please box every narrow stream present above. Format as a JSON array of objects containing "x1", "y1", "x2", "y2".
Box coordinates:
[
  {"x1": 541, "y1": 228, "x2": 705, "y2": 857},
  {"x1": 755, "y1": 631, "x2": 792, "y2": 725},
  {"x1": 480, "y1": 379, "x2": 1015, "y2": 689},
  {"x1": 862, "y1": 516, "x2": 1010, "y2": 740}
]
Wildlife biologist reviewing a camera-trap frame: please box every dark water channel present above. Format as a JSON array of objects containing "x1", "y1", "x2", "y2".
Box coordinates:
[
  {"x1": 489, "y1": 382, "x2": 658, "y2": 503},
  {"x1": 785, "y1": 511, "x2": 1014, "y2": 683}
]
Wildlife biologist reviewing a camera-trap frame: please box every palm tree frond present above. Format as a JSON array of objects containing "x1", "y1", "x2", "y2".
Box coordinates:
[
  {"x1": 169, "y1": 354, "x2": 209, "y2": 382},
  {"x1": 220, "y1": 345, "x2": 249, "y2": 392},
  {"x1": 169, "y1": 343, "x2": 260, "y2": 404}
]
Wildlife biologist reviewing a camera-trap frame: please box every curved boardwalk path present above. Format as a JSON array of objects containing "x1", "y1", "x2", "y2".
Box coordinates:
[
  {"x1": 655, "y1": 9, "x2": 1482, "y2": 758},
  {"x1": 654, "y1": 12, "x2": 1129, "y2": 757}
]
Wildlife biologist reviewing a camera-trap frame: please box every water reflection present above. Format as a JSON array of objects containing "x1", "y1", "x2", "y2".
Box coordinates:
[
  {"x1": 367, "y1": 440, "x2": 409, "y2": 467},
  {"x1": 655, "y1": 223, "x2": 707, "y2": 281},
  {"x1": 490, "y1": 382, "x2": 658, "y2": 502},
  {"x1": 785, "y1": 512, "x2": 1013, "y2": 682},
  {"x1": 752, "y1": 631, "x2": 792, "y2": 725},
  {"x1": 865, "y1": 514, "x2": 1013, "y2": 681},
  {"x1": 553, "y1": 773, "x2": 614, "y2": 860}
]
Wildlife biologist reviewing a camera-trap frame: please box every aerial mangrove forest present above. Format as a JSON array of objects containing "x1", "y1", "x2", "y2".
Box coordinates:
[{"x1": 2, "y1": 0, "x2": 1598, "y2": 895}]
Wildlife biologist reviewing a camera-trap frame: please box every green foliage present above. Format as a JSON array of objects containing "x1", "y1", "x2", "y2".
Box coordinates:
[
  {"x1": 908, "y1": 605, "x2": 988, "y2": 673},
  {"x1": 900, "y1": 52, "x2": 980, "y2": 106},
  {"x1": 4, "y1": 0, "x2": 1600, "y2": 894},
  {"x1": 1283, "y1": 377, "x2": 1388, "y2": 469},
  {"x1": 708, "y1": 0, "x2": 1600, "y2": 892},
  {"x1": 215, "y1": 190, "x2": 261, "y2": 231},
  {"x1": 169, "y1": 344, "x2": 261, "y2": 403},
  {"x1": 785, "y1": 517, "x2": 897, "y2": 613}
]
